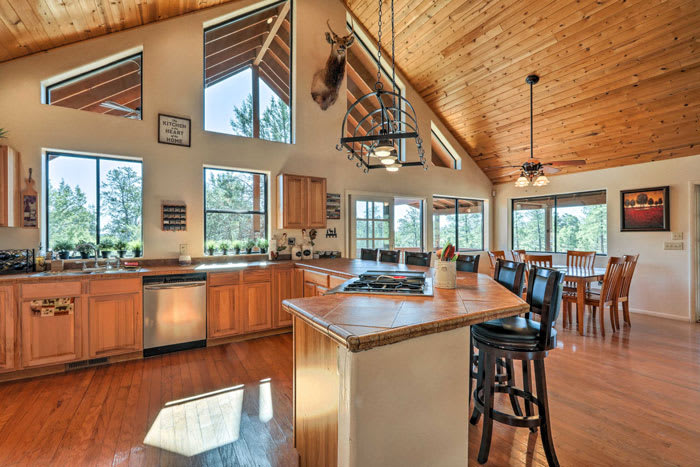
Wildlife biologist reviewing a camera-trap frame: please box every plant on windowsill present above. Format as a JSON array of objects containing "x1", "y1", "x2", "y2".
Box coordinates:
[
  {"x1": 206, "y1": 240, "x2": 217, "y2": 256},
  {"x1": 0, "y1": 128, "x2": 7, "y2": 139},
  {"x1": 219, "y1": 241, "x2": 230, "y2": 256},
  {"x1": 98, "y1": 238, "x2": 115, "y2": 258},
  {"x1": 257, "y1": 238, "x2": 269, "y2": 254},
  {"x1": 53, "y1": 241, "x2": 73, "y2": 260},
  {"x1": 75, "y1": 241, "x2": 93, "y2": 259},
  {"x1": 115, "y1": 240, "x2": 128, "y2": 258},
  {"x1": 232, "y1": 240, "x2": 242, "y2": 255},
  {"x1": 129, "y1": 241, "x2": 142, "y2": 258},
  {"x1": 245, "y1": 240, "x2": 255, "y2": 255}
]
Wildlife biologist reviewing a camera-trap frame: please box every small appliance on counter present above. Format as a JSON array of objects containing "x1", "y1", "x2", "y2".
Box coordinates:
[
  {"x1": 291, "y1": 245, "x2": 302, "y2": 261},
  {"x1": 330, "y1": 270, "x2": 433, "y2": 296},
  {"x1": 301, "y1": 244, "x2": 313, "y2": 260}
]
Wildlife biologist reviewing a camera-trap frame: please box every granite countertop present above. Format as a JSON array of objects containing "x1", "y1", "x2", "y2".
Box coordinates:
[{"x1": 282, "y1": 268, "x2": 529, "y2": 352}]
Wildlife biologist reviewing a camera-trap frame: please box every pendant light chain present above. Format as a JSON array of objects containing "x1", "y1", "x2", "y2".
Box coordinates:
[
  {"x1": 390, "y1": 0, "x2": 397, "y2": 131},
  {"x1": 530, "y1": 79, "x2": 534, "y2": 159},
  {"x1": 375, "y1": 0, "x2": 383, "y2": 90}
]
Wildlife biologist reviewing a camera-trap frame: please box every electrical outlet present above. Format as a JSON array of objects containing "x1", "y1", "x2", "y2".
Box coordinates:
[
  {"x1": 179, "y1": 244, "x2": 188, "y2": 255},
  {"x1": 664, "y1": 241, "x2": 683, "y2": 251},
  {"x1": 671, "y1": 232, "x2": 683, "y2": 240}
]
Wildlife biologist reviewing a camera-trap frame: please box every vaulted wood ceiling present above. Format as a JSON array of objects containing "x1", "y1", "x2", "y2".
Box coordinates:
[
  {"x1": 1, "y1": 0, "x2": 698, "y2": 183},
  {"x1": 345, "y1": 0, "x2": 700, "y2": 182}
]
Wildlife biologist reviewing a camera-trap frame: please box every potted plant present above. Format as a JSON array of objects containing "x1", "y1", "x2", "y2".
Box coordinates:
[
  {"x1": 53, "y1": 241, "x2": 73, "y2": 260},
  {"x1": 129, "y1": 241, "x2": 142, "y2": 258},
  {"x1": 206, "y1": 240, "x2": 217, "y2": 256},
  {"x1": 257, "y1": 238, "x2": 269, "y2": 254},
  {"x1": 75, "y1": 241, "x2": 93, "y2": 259},
  {"x1": 245, "y1": 239, "x2": 255, "y2": 254},
  {"x1": 219, "y1": 241, "x2": 230, "y2": 255},
  {"x1": 115, "y1": 240, "x2": 128, "y2": 258},
  {"x1": 98, "y1": 238, "x2": 114, "y2": 258},
  {"x1": 232, "y1": 240, "x2": 242, "y2": 255}
]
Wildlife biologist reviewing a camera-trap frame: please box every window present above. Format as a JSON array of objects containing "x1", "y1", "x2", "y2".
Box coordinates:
[
  {"x1": 512, "y1": 190, "x2": 607, "y2": 254},
  {"x1": 204, "y1": 168, "x2": 267, "y2": 247},
  {"x1": 345, "y1": 20, "x2": 404, "y2": 160},
  {"x1": 432, "y1": 197, "x2": 483, "y2": 251},
  {"x1": 350, "y1": 196, "x2": 424, "y2": 257},
  {"x1": 430, "y1": 124, "x2": 461, "y2": 169},
  {"x1": 204, "y1": 1, "x2": 292, "y2": 143},
  {"x1": 46, "y1": 54, "x2": 142, "y2": 119},
  {"x1": 46, "y1": 152, "x2": 143, "y2": 253},
  {"x1": 394, "y1": 198, "x2": 423, "y2": 251}
]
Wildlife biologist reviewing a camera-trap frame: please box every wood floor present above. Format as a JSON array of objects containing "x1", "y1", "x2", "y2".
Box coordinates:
[{"x1": 0, "y1": 313, "x2": 698, "y2": 466}]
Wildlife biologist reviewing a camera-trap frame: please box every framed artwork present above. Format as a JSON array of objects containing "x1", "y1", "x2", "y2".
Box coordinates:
[
  {"x1": 620, "y1": 186, "x2": 670, "y2": 231},
  {"x1": 326, "y1": 193, "x2": 341, "y2": 219},
  {"x1": 158, "y1": 114, "x2": 191, "y2": 147}
]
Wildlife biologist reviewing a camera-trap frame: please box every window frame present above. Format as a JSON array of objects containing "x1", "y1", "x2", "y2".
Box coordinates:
[
  {"x1": 45, "y1": 53, "x2": 143, "y2": 120},
  {"x1": 432, "y1": 196, "x2": 484, "y2": 252},
  {"x1": 203, "y1": 0, "x2": 294, "y2": 142},
  {"x1": 510, "y1": 189, "x2": 608, "y2": 255},
  {"x1": 430, "y1": 124, "x2": 461, "y2": 170},
  {"x1": 44, "y1": 151, "x2": 144, "y2": 251},
  {"x1": 203, "y1": 167, "x2": 269, "y2": 247}
]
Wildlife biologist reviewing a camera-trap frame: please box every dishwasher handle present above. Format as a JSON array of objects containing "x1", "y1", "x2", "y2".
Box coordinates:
[{"x1": 143, "y1": 281, "x2": 207, "y2": 290}]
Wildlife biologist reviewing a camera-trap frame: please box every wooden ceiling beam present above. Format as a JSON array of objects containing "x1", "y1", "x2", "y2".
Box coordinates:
[{"x1": 253, "y1": 1, "x2": 290, "y2": 66}]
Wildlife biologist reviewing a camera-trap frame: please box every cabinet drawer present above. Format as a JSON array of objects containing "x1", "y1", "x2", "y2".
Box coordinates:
[
  {"x1": 21, "y1": 281, "x2": 82, "y2": 299},
  {"x1": 329, "y1": 275, "x2": 350, "y2": 289},
  {"x1": 89, "y1": 278, "x2": 141, "y2": 296},
  {"x1": 304, "y1": 270, "x2": 329, "y2": 288},
  {"x1": 208, "y1": 272, "x2": 241, "y2": 287},
  {"x1": 242, "y1": 269, "x2": 271, "y2": 283}
]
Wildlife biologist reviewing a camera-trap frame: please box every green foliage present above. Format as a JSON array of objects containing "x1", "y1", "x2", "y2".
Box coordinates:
[
  {"x1": 229, "y1": 92, "x2": 291, "y2": 143},
  {"x1": 48, "y1": 180, "x2": 96, "y2": 249},
  {"x1": 115, "y1": 240, "x2": 128, "y2": 250},
  {"x1": 395, "y1": 207, "x2": 421, "y2": 248},
  {"x1": 99, "y1": 238, "x2": 115, "y2": 251},
  {"x1": 257, "y1": 238, "x2": 269, "y2": 249},
  {"x1": 232, "y1": 241, "x2": 243, "y2": 252},
  {"x1": 101, "y1": 166, "x2": 142, "y2": 243},
  {"x1": 128, "y1": 241, "x2": 142, "y2": 252},
  {"x1": 53, "y1": 240, "x2": 74, "y2": 252},
  {"x1": 432, "y1": 212, "x2": 483, "y2": 251},
  {"x1": 75, "y1": 241, "x2": 93, "y2": 254},
  {"x1": 245, "y1": 240, "x2": 256, "y2": 250},
  {"x1": 206, "y1": 240, "x2": 217, "y2": 253},
  {"x1": 219, "y1": 241, "x2": 230, "y2": 252},
  {"x1": 0, "y1": 128, "x2": 6, "y2": 139},
  {"x1": 230, "y1": 94, "x2": 254, "y2": 137}
]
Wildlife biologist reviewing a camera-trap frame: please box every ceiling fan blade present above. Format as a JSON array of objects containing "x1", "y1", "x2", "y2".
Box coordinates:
[
  {"x1": 543, "y1": 166, "x2": 561, "y2": 174},
  {"x1": 484, "y1": 164, "x2": 522, "y2": 171},
  {"x1": 546, "y1": 160, "x2": 586, "y2": 167}
]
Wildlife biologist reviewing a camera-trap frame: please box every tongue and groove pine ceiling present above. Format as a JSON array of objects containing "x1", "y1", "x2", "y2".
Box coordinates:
[{"x1": 0, "y1": 0, "x2": 698, "y2": 182}]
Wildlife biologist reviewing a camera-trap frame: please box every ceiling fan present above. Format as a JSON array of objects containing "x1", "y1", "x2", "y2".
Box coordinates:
[
  {"x1": 490, "y1": 74, "x2": 585, "y2": 187},
  {"x1": 99, "y1": 100, "x2": 141, "y2": 119}
]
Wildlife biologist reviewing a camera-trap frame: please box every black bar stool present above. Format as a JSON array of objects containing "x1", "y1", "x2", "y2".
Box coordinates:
[
  {"x1": 456, "y1": 253, "x2": 480, "y2": 272},
  {"x1": 360, "y1": 248, "x2": 378, "y2": 261},
  {"x1": 470, "y1": 266, "x2": 565, "y2": 466},
  {"x1": 404, "y1": 251, "x2": 431, "y2": 266},
  {"x1": 379, "y1": 249, "x2": 400, "y2": 263}
]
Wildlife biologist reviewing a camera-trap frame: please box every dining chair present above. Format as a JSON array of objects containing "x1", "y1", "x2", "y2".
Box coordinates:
[
  {"x1": 404, "y1": 251, "x2": 432, "y2": 267},
  {"x1": 360, "y1": 248, "x2": 378, "y2": 261},
  {"x1": 379, "y1": 249, "x2": 400, "y2": 263},
  {"x1": 456, "y1": 254, "x2": 480, "y2": 273},
  {"x1": 564, "y1": 250, "x2": 596, "y2": 292},
  {"x1": 614, "y1": 254, "x2": 639, "y2": 328},
  {"x1": 487, "y1": 250, "x2": 506, "y2": 271},
  {"x1": 524, "y1": 254, "x2": 553, "y2": 268},
  {"x1": 511, "y1": 249, "x2": 526, "y2": 262},
  {"x1": 562, "y1": 256, "x2": 626, "y2": 336}
]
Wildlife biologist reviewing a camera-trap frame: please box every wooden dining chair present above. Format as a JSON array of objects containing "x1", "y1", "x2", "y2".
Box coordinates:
[
  {"x1": 456, "y1": 254, "x2": 480, "y2": 273},
  {"x1": 613, "y1": 254, "x2": 639, "y2": 328},
  {"x1": 524, "y1": 254, "x2": 553, "y2": 268},
  {"x1": 404, "y1": 251, "x2": 432, "y2": 267},
  {"x1": 360, "y1": 248, "x2": 378, "y2": 261},
  {"x1": 564, "y1": 250, "x2": 596, "y2": 292},
  {"x1": 562, "y1": 256, "x2": 626, "y2": 336},
  {"x1": 487, "y1": 250, "x2": 506, "y2": 271},
  {"x1": 511, "y1": 249, "x2": 526, "y2": 262}
]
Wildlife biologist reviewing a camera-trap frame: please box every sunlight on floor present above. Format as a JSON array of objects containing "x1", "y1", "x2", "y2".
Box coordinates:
[
  {"x1": 144, "y1": 384, "x2": 244, "y2": 457},
  {"x1": 259, "y1": 378, "x2": 274, "y2": 422}
]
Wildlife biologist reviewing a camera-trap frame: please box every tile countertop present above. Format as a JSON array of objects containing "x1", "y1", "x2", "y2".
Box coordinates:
[{"x1": 282, "y1": 267, "x2": 529, "y2": 352}]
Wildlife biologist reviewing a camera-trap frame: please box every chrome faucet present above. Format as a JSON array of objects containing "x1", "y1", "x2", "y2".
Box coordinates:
[{"x1": 82, "y1": 243, "x2": 100, "y2": 269}]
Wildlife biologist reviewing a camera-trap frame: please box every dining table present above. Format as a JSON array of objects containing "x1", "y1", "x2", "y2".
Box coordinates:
[{"x1": 553, "y1": 265, "x2": 607, "y2": 335}]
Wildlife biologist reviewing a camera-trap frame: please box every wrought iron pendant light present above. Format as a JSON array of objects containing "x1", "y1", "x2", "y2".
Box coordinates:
[{"x1": 337, "y1": 0, "x2": 427, "y2": 173}]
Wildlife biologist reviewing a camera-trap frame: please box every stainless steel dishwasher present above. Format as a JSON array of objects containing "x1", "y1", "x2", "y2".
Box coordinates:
[{"x1": 143, "y1": 273, "x2": 207, "y2": 357}]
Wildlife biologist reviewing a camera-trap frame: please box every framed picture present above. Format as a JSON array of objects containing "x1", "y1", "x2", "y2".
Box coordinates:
[
  {"x1": 620, "y1": 186, "x2": 670, "y2": 231},
  {"x1": 158, "y1": 114, "x2": 191, "y2": 147}
]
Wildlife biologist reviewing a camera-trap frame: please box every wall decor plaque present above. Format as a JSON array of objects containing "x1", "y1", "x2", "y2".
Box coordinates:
[{"x1": 158, "y1": 114, "x2": 191, "y2": 147}]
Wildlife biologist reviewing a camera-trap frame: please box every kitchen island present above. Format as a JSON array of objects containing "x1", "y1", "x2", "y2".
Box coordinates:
[{"x1": 283, "y1": 266, "x2": 528, "y2": 467}]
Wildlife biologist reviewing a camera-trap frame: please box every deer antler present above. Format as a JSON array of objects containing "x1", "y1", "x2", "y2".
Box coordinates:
[{"x1": 326, "y1": 20, "x2": 339, "y2": 39}]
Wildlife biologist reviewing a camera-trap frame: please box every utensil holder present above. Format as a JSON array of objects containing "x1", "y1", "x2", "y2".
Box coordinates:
[{"x1": 434, "y1": 260, "x2": 457, "y2": 289}]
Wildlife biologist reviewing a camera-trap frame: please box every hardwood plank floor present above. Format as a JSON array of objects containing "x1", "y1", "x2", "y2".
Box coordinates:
[{"x1": 0, "y1": 314, "x2": 698, "y2": 466}]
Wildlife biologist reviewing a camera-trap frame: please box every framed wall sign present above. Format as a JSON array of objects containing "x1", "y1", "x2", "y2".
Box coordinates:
[
  {"x1": 158, "y1": 114, "x2": 191, "y2": 147},
  {"x1": 620, "y1": 186, "x2": 670, "y2": 231}
]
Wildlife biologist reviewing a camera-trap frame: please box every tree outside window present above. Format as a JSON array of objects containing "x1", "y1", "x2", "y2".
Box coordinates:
[{"x1": 432, "y1": 197, "x2": 483, "y2": 251}]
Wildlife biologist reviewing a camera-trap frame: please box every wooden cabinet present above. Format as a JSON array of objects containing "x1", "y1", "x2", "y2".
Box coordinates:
[
  {"x1": 241, "y1": 281, "x2": 272, "y2": 332},
  {"x1": 20, "y1": 281, "x2": 84, "y2": 368},
  {"x1": 88, "y1": 293, "x2": 141, "y2": 358},
  {"x1": 273, "y1": 267, "x2": 302, "y2": 328},
  {"x1": 0, "y1": 286, "x2": 15, "y2": 371},
  {"x1": 277, "y1": 174, "x2": 327, "y2": 229},
  {"x1": 0, "y1": 145, "x2": 21, "y2": 227},
  {"x1": 208, "y1": 284, "x2": 242, "y2": 338}
]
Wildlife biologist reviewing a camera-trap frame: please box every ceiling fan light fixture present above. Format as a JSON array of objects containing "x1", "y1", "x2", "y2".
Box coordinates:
[
  {"x1": 533, "y1": 174, "x2": 549, "y2": 187},
  {"x1": 515, "y1": 175, "x2": 530, "y2": 187}
]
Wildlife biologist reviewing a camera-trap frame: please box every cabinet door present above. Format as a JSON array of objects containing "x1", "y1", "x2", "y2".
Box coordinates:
[
  {"x1": 241, "y1": 282, "x2": 272, "y2": 332},
  {"x1": 273, "y1": 268, "x2": 294, "y2": 328},
  {"x1": 88, "y1": 292, "x2": 141, "y2": 358},
  {"x1": 281, "y1": 174, "x2": 307, "y2": 229},
  {"x1": 208, "y1": 285, "x2": 242, "y2": 338},
  {"x1": 21, "y1": 296, "x2": 83, "y2": 367},
  {"x1": 303, "y1": 282, "x2": 317, "y2": 298},
  {"x1": 316, "y1": 286, "x2": 328, "y2": 296},
  {"x1": 307, "y1": 177, "x2": 327, "y2": 228},
  {"x1": 0, "y1": 286, "x2": 15, "y2": 371}
]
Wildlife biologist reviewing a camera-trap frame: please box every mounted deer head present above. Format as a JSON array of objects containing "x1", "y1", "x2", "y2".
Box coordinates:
[{"x1": 311, "y1": 20, "x2": 355, "y2": 111}]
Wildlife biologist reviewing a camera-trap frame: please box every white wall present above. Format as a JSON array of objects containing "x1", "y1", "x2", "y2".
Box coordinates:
[
  {"x1": 494, "y1": 155, "x2": 700, "y2": 321},
  {"x1": 0, "y1": 0, "x2": 493, "y2": 260}
]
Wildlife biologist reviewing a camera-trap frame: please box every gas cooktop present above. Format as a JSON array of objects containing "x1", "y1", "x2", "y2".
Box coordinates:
[{"x1": 333, "y1": 270, "x2": 433, "y2": 296}]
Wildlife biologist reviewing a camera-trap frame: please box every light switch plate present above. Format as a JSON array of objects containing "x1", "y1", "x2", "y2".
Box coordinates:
[
  {"x1": 179, "y1": 244, "x2": 188, "y2": 255},
  {"x1": 664, "y1": 241, "x2": 684, "y2": 251},
  {"x1": 671, "y1": 232, "x2": 683, "y2": 240}
]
